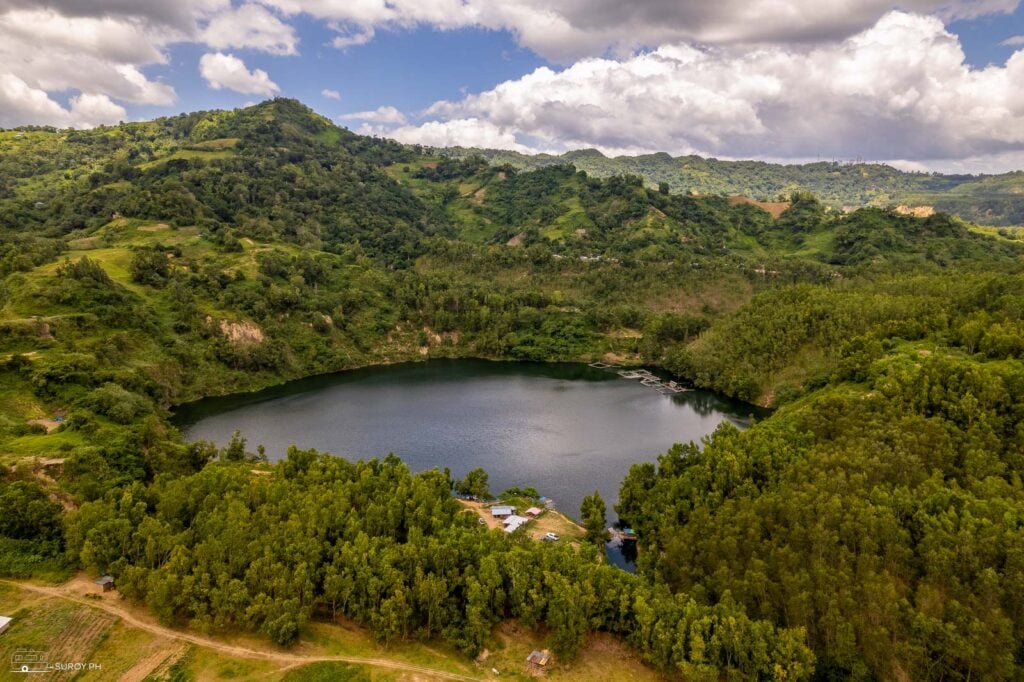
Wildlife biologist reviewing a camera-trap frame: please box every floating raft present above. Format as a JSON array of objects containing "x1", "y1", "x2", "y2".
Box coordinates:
[
  {"x1": 608, "y1": 527, "x2": 638, "y2": 542},
  {"x1": 613, "y1": 368, "x2": 691, "y2": 395}
]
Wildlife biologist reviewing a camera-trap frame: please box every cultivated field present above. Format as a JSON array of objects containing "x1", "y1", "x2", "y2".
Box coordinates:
[{"x1": 0, "y1": 577, "x2": 661, "y2": 681}]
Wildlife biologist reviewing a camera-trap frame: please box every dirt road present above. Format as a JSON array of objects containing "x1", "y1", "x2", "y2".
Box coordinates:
[{"x1": 1, "y1": 579, "x2": 484, "y2": 681}]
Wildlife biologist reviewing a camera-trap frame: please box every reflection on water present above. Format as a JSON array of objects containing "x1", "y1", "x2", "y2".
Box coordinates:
[
  {"x1": 605, "y1": 537, "x2": 640, "y2": 572},
  {"x1": 175, "y1": 359, "x2": 762, "y2": 572}
]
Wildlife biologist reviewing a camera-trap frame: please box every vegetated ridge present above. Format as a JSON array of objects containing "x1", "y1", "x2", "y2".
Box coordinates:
[
  {"x1": 441, "y1": 145, "x2": 1024, "y2": 226},
  {"x1": 0, "y1": 98, "x2": 1023, "y2": 680}
]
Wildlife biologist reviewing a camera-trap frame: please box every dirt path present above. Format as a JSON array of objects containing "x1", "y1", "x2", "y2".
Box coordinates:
[{"x1": 1, "y1": 580, "x2": 484, "y2": 682}]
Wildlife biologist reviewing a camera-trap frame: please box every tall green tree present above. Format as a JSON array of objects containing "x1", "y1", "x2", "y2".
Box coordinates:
[
  {"x1": 454, "y1": 468, "x2": 490, "y2": 499},
  {"x1": 580, "y1": 491, "x2": 608, "y2": 544}
]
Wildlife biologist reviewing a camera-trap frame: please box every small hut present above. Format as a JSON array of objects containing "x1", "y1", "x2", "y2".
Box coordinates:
[
  {"x1": 490, "y1": 505, "x2": 515, "y2": 518},
  {"x1": 525, "y1": 507, "x2": 543, "y2": 518},
  {"x1": 0, "y1": 615, "x2": 11, "y2": 635},
  {"x1": 95, "y1": 575, "x2": 115, "y2": 592},
  {"x1": 525, "y1": 649, "x2": 553, "y2": 676}
]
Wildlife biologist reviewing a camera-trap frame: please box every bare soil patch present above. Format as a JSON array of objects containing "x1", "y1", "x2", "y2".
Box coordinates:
[
  {"x1": 728, "y1": 195, "x2": 791, "y2": 219},
  {"x1": 27, "y1": 418, "x2": 62, "y2": 433},
  {"x1": 894, "y1": 205, "x2": 936, "y2": 218},
  {"x1": 216, "y1": 319, "x2": 264, "y2": 345}
]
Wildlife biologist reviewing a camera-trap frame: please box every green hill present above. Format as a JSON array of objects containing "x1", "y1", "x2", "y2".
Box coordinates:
[
  {"x1": 2, "y1": 99, "x2": 1024, "y2": 681},
  {"x1": 441, "y1": 146, "x2": 1024, "y2": 226}
]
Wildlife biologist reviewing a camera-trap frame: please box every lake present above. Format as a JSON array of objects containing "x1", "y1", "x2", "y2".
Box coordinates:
[{"x1": 175, "y1": 359, "x2": 759, "y2": 568}]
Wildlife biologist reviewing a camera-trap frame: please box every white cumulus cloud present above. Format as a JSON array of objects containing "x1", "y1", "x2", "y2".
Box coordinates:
[
  {"x1": 258, "y1": 0, "x2": 1021, "y2": 61},
  {"x1": 321, "y1": 88, "x2": 341, "y2": 100},
  {"x1": 0, "y1": 9, "x2": 175, "y2": 107},
  {"x1": 202, "y1": 3, "x2": 298, "y2": 55},
  {"x1": 0, "y1": 73, "x2": 126, "y2": 128},
  {"x1": 385, "y1": 12, "x2": 1024, "y2": 167},
  {"x1": 340, "y1": 106, "x2": 407, "y2": 124},
  {"x1": 199, "y1": 52, "x2": 280, "y2": 96},
  {"x1": 387, "y1": 118, "x2": 531, "y2": 151}
]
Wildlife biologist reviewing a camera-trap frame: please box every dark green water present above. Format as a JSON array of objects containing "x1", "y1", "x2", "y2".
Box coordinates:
[
  {"x1": 175, "y1": 359, "x2": 759, "y2": 567},
  {"x1": 176, "y1": 358, "x2": 758, "y2": 519}
]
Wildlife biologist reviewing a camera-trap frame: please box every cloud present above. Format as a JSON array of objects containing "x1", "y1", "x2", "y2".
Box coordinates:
[
  {"x1": 199, "y1": 52, "x2": 279, "y2": 95},
  {"x1": 0, "y1": 9, "x2": 176, "y2": 105},
  {"x1": 202, "y1": 3, "x2": 298, "y2": 55},
  {"x1": 0, "y1": 0, "x2": 291, "y2": 128},
  {"x1": 321, "y1": 88, "x2": 341, "y2": 100},
  {"x1": 1001, "y1": 35, "x2": 1024, "y2": 46},
  {"x1": 887, "y1": 150, "x2": 1024, "y2": 174},
  {"x1": 386, "y1": 12, "x2": 1024, "y2": 165},
  {"x1": 259, "y1": 0, "x2": 1021, "y2": 61},
  {"x1": 384, "y1": 119, "x2": 531, "y2": 151},
  {"x1": 340, "y1": 106, "x2": 407, "y2": 124},
  {"x1": 330, "y1": 25, "x2": 375, "y2": 49},
  {"x1": 0, "y1": 0, "x2": 230, "y2": 33},
  {"x1": 65, "y1": 93, "x2": 129, "y2": 127},
  {"x1": 0, "y1": 73, "x2": 126, "y2": 128}
]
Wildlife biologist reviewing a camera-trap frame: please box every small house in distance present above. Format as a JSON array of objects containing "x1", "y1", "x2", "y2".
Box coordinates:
[
  {"x1": 0, "y1": 615, "x2": 11, "y2": 635},
  {"x1": 95, "y1": 575, "x2": 115, "y2": 592},
  {"x1": 491, "y1": 505, "x2": 515, "y2": 518},
  {"x1": 503, "y1": 515, "x2": 529, "y2": 533},
  {"x1": 525, "y1": 506, "x2": 543, "y2": 518},
  {"x1": 525, "y1": 649, "x2": 553, "y2": 676}
]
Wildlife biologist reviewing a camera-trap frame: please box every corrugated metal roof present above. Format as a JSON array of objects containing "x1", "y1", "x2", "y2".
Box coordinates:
[{"x1": 503, "y1": 515, "x2": 529, "y2": 532}]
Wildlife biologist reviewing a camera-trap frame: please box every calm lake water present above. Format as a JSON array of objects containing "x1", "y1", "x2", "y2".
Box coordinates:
[{"x1": 175, "y1": 359, "x2": 759, "y2": 568}]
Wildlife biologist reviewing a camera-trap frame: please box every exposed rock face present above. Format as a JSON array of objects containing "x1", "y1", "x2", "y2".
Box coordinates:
[{"x1": 217, "y1": 319, "x2": 264, "y2": 345}]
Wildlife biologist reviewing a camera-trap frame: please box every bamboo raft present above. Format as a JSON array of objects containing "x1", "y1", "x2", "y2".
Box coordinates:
[{"x1": 611, "y1": 368, "x2": 691, "y2": 395}]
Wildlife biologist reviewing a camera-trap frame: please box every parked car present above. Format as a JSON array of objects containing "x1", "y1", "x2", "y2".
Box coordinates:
[{"x1": 543, "y1": 532, "x2": 559, "y2": 541}]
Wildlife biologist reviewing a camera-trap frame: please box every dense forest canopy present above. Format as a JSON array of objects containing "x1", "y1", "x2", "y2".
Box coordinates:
[{"x1": 2, "y1": 98, "x2": 1024, "y2": 680}]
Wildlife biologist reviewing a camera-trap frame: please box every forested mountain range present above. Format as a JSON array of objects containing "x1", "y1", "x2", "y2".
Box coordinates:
[
  {"x1": 443, "y1": 145, "x2": 1024, "y2": 226},
  {"x1": 2, "y1": 98, "x2": 1024, "y2": 680}
]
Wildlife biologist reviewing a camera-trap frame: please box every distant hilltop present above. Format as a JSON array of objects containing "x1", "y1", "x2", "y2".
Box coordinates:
[
  {"x1": 439, "y1": 145, "x2": 1024, "y2": 227},
  {"x1": 3, "y1": 97, "x2": 1022, "y2": 228}
]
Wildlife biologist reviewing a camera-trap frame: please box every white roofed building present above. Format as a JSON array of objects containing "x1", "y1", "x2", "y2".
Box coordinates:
[{"x1": 503, "y1": 515, "x2": 529, "y2": 533}]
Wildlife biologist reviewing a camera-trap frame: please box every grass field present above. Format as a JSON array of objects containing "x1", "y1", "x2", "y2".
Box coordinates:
[{"x1": 0, "y1": 577, "x2": 661, "y2": 681}]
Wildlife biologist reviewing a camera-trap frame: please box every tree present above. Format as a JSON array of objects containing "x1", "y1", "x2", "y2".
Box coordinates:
[
  {"x1": 129, "y1": 248, "x2": 170, "y2": 286},
  {"x1": 580, "y1": 491, "x2": 608, "y2": 544},
  {"x1": 0, "y1": 480, "x2": 63, "y2": 541},
  {"x1": 223, "y1": 430, "x2": 247, "y2": 462},
  {"x1": 454, "y1": 468, "x2": 490, "y2": 499}
]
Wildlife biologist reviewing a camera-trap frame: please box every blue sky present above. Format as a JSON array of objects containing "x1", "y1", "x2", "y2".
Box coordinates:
[
  {"x1": 2, "y1": 1, "x2": 1024, "y2": 172},
  {"x1": 139, "y1": 22, "x2": 552, "y2": 122},
  {"x1": 951, "y1": 10, "x2": 1024, "y2": 65}
]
